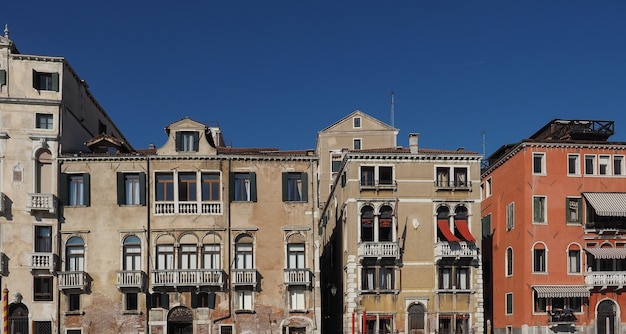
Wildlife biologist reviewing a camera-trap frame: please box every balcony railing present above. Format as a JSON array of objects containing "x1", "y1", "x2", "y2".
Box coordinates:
[
  {"x1": 27, "y1": 193, "x2": 56, "y2": 214},
  {"x1": 548, "y1": 311, "x2": 577, "y2": 324},
  {"x1": 151, "y1": 269, "x2": 225, "y2": 287},
  {"x1": 58, "y1": 271, "x2": 89, "y2": 291},
  {"x1": 359, "y1": 180, "x2": 397, "y2": 191},
  {"x1": 585, "y1": 271, "x2": 626, "y2": 289},
  {"x1": 231, "y1": 269, "x2": 258, "y2": 286},
  {"x1": 434, "y1": 180, "x2": 472, "y2": 191},
  {"x1": 116, "y1": 270, "x2": 147, "y2": 290},
  {"x1": 28, "y1": 253, "x2": 56, "y2": 272},
  {"x1": 358, "y1": 242, "x2": 400, "y2": 259},
  {"x1": 284, "y1": 268, "x2": 311, "y2": 286},
  {"x1": 154, "y1": 201, "x2": 222, "y2": 215},
  {"x1": 434, "y1": 242, "x2": 478, "y2": 259}
]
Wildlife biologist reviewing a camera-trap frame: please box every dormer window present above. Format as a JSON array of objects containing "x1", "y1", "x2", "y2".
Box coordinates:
[
  {"x1": 353, "y1": 117, "x2": 361, "y2": 128},
  {"x1": 176, "y1": 131, "x2": 199, "y2": 152}
]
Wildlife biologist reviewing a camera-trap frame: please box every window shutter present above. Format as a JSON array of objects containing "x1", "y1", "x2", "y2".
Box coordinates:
[
  {"x1": 341, "y1": 172, "x2": 346, "y2": 187},
  {"x1": 281, "y1": 172, "x2": 288, "y2": 202},
  {"x1": 191, "y1": 292, "x2": 198, "y2": 308},
  {"x1": 161, "y1": 293, "x2": 169, "y2": 309},
  {"x1": 146, "y1": 293, "x2": 152, "y2": 310},
  {"x1": 250, "y1": 172, "x2": 257, "y2": 202},
  {"x1": 0, "y1": 70, "x2": 6, "y2": 85},
  {"x1": 139, "y1": 172, "x2": 147, "y2": 206},
  {"x1": 32, "y1": 69, "x2": 39, "y2": 89},
  {"x1": 207, "y1": 292, "x2": 216, "y2": 309},
  {"x1": 83, "y1": 173, "x2": 91, "y2": 207},
  {"x1": 300, "y1": 172, "x2": 308, "y2": 202},
  {"x1": 193, "y1": 132, "x2": 200, "y2": 152},
  {"x1": 51, "y1": 72, "x2": 59, "y2": 92},
  {"x1": 116, "y1": 172, "x2": 125, "y2": 205},
  {"x1": 175, "y1": 132, "x2": 182, "y2": 151},
  {"x1": 229, "y1": 173, "x2": 235, "y2": 201},
  {"x1": 59, "y1": 173, "x2": 69, "y2": 206}
]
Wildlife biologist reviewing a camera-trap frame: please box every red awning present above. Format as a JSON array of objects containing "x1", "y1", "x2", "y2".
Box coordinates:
[
  {"x1": 454, "y1": 220, "x2": 476, "y2": 242},
  {"x1": 379, "y1": 219, "x2": 392, "y2": 227},
  {"x1": 437, "y1": 219, "x2": 461, "y2": 242}
]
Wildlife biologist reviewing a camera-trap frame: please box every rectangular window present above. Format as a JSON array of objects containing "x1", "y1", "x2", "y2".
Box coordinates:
[
  {"x1": 117, "y1": 172, "x2": 146, "y2": 205},
  {"x1": 32, "y1": 70, "x2": 59, "y2": 91},
  {"x1": 533, "y1": 196, "x2": 547, "y2": 223},
  {"x1": 379, "y1": 267, "x2": 394, "y2": 290},
  {"x1": 201, "y1": 172, "x2": 220, "y2": 201},
  {"x1": 585, "y1": 155, "x2": 596, "y2": 175},
  {"x1": 289, "y1": 288, "x2": 306, "y2": 311},
  {"x1": 362, "y1": 267, "x2": 376, "y2": 291},
  {"x1": 456, "y1": 267, "x2": 470, "y2": 290},
  {"x1": 439, "y1": 267, "x2": 452, "y2": 289},
  {"x1": 566, "y1": 197, "x2": 582, "y2": 224},
  {"x1": 568, "y1": 249, "x2": 581, "y2": 273},
  {"x1": 361, "y1": 166, "x2": 375, "y2": 186},
  {"x1": 34, "y1": 276, "x2": 53, "y2": 301},
  {"x1": 60, "y1": 173, "x2": 90, "y2": 207},
  {"x1": 486, "y1": 178, "x2": 492, "y2": 197},
  {"x1": 157, "y1": 245, "x2": 175, "y2": 270},
  {"x1": 220, "y1": 325, "x2": 234, "y2": 334},
  {"x1": 360, "y1": 166, "x2": 394, "y2": 188},
  {"x1": 176, "y1": 131, "x2": 199, "y2": 152},
  {"x1": 379, "y1": 166, "x2": 393, "y2": 185},
  {"x1": 156, "y1": 173, "x2": 175, "y2": 201},
  {"x1": 179, "y1": 244, "x2": 198, "y2": 270},
  {"x1": 533, "y1": 249, "x2": 546, "y2": 272},
  {"x1": 506, "y1": 293, "x2": 513, "y2": 315},
  {"x1": 331, "y1": 156, "x2": 342, "y2": 174},
  {"x1": 282, "y1": 172, "x2": 308, "y2": 202},
  {"x1": 533, "y1": 291, "x2": 547, "y2": 312},
  {"x1": 614, "y1": 156, "x2": 624, "y2": 176},
  {"x1": 202, "y1": 244, "x2": 221, "y2": 269},
  {"x1": 506, "y1": 202, "x2": 515, "y2": 231},
  {"x1": 69, "y1": 175, "x2": 84, "y2": 205},
  {"x1": 353, "y1": 117, "x2": 361, "y2": 128},
  {"x1": 68, "y1": 293, "x2": 80, "y2": 311},
  {"x1": 67, "y1": 330, "x2": 82, "y2": 334},
  {"x1": 36, "y1": 113, "x2": 53, "y2": 129},
  {"x1": 568, "y1": 154, "x2": 580, "y2": 175},
  {"x1": 436, "y1": 167, "x2": 450, "y2": 187},
  {"x1": 353, "y1": 138, "x2": 362, "y2": 150},
  {"x1": 125, "y1": 292, "x2": 138, "y2": 311},
  {"x1": 33, "y1": 321, "x2": 52, "y2": 334},
  {"x1": 599, "y1": 155, "x2": 611, "y2": 175},
  {"x1": 236, "y1": 289, "x2": 253, "y2": 311},
  {"x1": 287, "y1": 243, "x2": 305, "y2": 269},
  {"x1": 35, "y1": 225, "x2": 52, "y2": 252},
  {"x1": 231, "y1": 172, "x2": 257, "y2": 202},
  {"x1": 178, "y1": 172, "x2": 197, "y2": 201},
  {"x1": 533, "y1": 153, "x2": 545, "y2": 174}
]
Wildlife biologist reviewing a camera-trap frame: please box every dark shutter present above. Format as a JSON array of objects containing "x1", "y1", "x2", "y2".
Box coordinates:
[
  {"x1": 281, "y1": 172, "x2": 288, "y2": 202},
  {"x1": 139, "y1": 172, "x2": 147, "y2": 206},
  {"x1": 0, "y1": 70, "x2": 6, "y2": 85},
  {"x1": 146, "y1": 292, "x2": 152, "y2": 310},
  {"x1": 207, "y1": 292, "x2": 216, "y2": 309},
  {"x1": 51, "y1": 72, "x2": 59, "y2": 92},
  {"x1": 59, "y1": 173, "x2": 69, "y2": 206},
  {"x1": 193, "y1": 132, "x2": 200, "y2": 152},
  {"x1": 191, "y1": 292, "x2": 198, "y2": 308},
  {"x1": 83, "y1": 173, "x2": 90, "y2": 207},
  {"x1": 161, "y1": 293, "x2": 169, "y2": 309},
  {"x1": 32, "y1": 69, "x2": 39, "y2": 89},
  {"x1": 300, "y1": 172, "x2": 308, "y2": 202},
  {"x1": 175, "y1": 132, "x2": 182, "y2": 151},
  {"x1": 116, "y1": 172, "x2": 125, "y2": 205},
  {"x1": 341, "y1": 172, "x2": 346, "y2": 187},
  {"x1": 249, "y1": 172, "x2": 257, "y2": 202},
  {"x1": 229, "y1": 172, "x2": 235, "y2": 201}
]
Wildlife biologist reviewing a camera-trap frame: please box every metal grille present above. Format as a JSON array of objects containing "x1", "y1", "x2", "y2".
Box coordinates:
[{"x1": 34, "y1": 321, "x2": 52, "y2": 334}]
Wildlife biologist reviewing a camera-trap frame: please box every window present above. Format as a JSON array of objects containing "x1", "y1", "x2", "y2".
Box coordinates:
[
  {"x1": 361, "y1": 166, "x2": 375, "y2": 187},
  {"x1": 235, "y1": 289, "x2": 253, "y2": 311},
  {"x1": 220, "y1": 325, "x2": 234, "y2": 334},
  {"x1": 533, "y1": 246, "x2": 546, "y2": 273},
  {"x1": 202, "y1": 172, "x2": 220, "y2": 201},
  {"x1": 176, "y1": 131, "x2": 199, "y2": 152},
  {"x1": 235, "y1": 243, "x2": 253, "y2": 269},
  {"x1": 68, "y1": 293, "x2": 80, "y2": 311},
  {"x1": 506, "y1": 293, "x2": 513, "y2": 315},
  {"x1": 331, "y1": 153, "x2": 342, "y2": 174},
  {"x1": 566, "y1": 197, "x2": 582, "y2": 224},
  {"x1": 202, "y1": 244, "x2": 221, "y2": 269},
  {"x1": 282, "y1": 172, "x2": 308, "y2": 202},
  {"x1": 156, "y1": 173, "x2": 174, "y2": 201},
  {"x1": 534, "y1": 293, "x2": 583, "y2": 314},
  {"x1": 454, "y1": 167, "x2": 468, "y2": 187},
  {"x1": 67, "y1": 330, "x2": 82, "y2": 334},
  {"x1": 533, "y1": 153, "x2": 545, "y2": 174},
  {"x1": 486, "y1": 178, "x2": 492, "y2": 197},
  {"x1": 614, "y1": 156, "x2": 624, "y2": 175},
  {"x1": 65, "y1": 237, "x2": 85, "y2": 271},
  {"x1": 123, "y1": 236, "x2": 141, "y2": 271},
  {"x1": 438, "y1": 266, "x2": 470, "y2": 290},
  {"x1": 506, "y1": 202, "x2": 515, "y2": 231},
  {"x1": 289, "y1": 288, "x2": 306, "y2": 311},
  {"x1": 230, "y1": 172, "x2": 257, "y2": 202},
  {"x1": 287, "y1": 243, "x2": 305, "y2": 269},
  {"x1": 533, "y1": 196, "x2": 547, "y2": 223},
  {"x1": 360, "y1": 165, "x2": 394, "y2": 188},
  {"x1": 33, "y1": 321, "x2": 52, "y2": 334},
  {"x1": 379, "y1": 267, "x2": 395, "y2": 290},
  {"x1": 506, "y1": 247, "x2": 513, "y2": 277},
  {"x1": 353, "y1": 117, "x2": 361, "y2": 128},
  {"x1": 599, "y1": 155, "x2": 611, "y2": 175},
  {"x1": 436, "y1": 166, "x2": 470, "y2": 189},
  {"x1": 436, "y1": 167, "x2": 450, "y2": 187},
  {"x1": 361, "y1": 266, "x2": 395, "y2": 292},
  {"x1": 156, "y1": 245, "x2": 174, "y2": 270},
  {"x1": 360, "y1": 205, "x2": 394, "y2": 243},
  {"x1": 98, "y1": 120, "x2": 107, "y2": 135},
  {"x1": 150, "y1": 292, "x2": 169, "y2": 309},
  {"x1": 568, "y1": 155, "x2": 580, "y2": 175},
  {"x1": 193, "y1": 291, "x2": 215, "y2": 309},
  {"x1": 60, "y1": 173, "x2": 90, "y2": 206},
  {"x1": 32, "y1": 70, "x2": 59, "y2": 91},
  {"x1": 178, "y1": 172, "x2": 197, "y2": 201},
  {"x1": 36, "y1": 113, "x2": 53, "y2": 129},
  {"x1": 179, "y1": 244, "x2": 198, "y2": 269},
  {"x1": 34, "y1": 276, "x2": 53, "y2": 301},
  {"x1": 568, "y1": 248, "x2": 581, "y2": 273},
  {"x1": 353, "y1": 138, "x2": 362, "y2": 150},
  {"x1": 585, "y1": 155, "x2": 596, "y2": 175},
  {"x1": 35, "y1": 226, "x2": 52, "y2": 252},
  {"x1": 117, "y1": 172, "x2": 146, "y2": 205},
  {"x1": 125, "y1": 292, "x2": 138, "y2": 311}
]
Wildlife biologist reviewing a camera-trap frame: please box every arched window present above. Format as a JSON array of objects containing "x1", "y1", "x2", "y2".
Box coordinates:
[
  {"x1": 506, "y1": 247, "x2": 513, "y2": 276},
  {"x1": 361, "y1": 206, "x2": 375, "y2": 242},
  {"x1": 35, "y1": 149, "x2": 52, "y2": 193},
  {"x1": 567, "y1": 244, "x2": 581, "y2": 273},
  {"x1": 179, "y1": 234, "x2": 198, "y2": 270},
  {"x1": 156, "y1": 235, "x2": 175, "y2": 270},
  {"x1": 123, "y1": 235, "x2": 141, "y2": 271},
  {"x1": 379, "y1": 205, "x2": 393, "y2": 242},
  {"x1": 66, "y1": 237, "x2": 85, "y2": 271},
  {"x1": 408, "y1": 303, "x2": 426, "y2": 331},
  {"x1": 533, "y1": 243, "x2": 547, "y2": 273},
  {"x1": 202, "y1": 234, "x2": 221, "y2": 270},
  {"x1": 235, "y1": 234, "x2": 254, "y2": 269},
  {"x1": 287, "y1": 233, "x2": 306, "y2": 270}
]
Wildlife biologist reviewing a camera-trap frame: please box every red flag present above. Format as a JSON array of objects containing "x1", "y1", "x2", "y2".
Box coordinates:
[{"x1": 392, "y1": 197, "x2": 399, "y2": 218}]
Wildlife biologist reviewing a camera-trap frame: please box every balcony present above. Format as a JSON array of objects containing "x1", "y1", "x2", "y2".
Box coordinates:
[
  {"x1": 434, "y1": 180, "x2": 472, "y2": 191},
  {"x1": 58, "y1": 271, "x2": 89, "y2": 291},
  {"x1": 548, "y1": 310, "x2": 577, "y2": 325},
  {"x1": 27, "y1": 193, "x2": 56, "y2": 214},
  {"x1": 434, "y1": 242, "x2": 478, "y2": 260},
  {"x1": 116, "y1": 270, "x2": 147, "y2": 290},
  {"x1": 28, "y1": 253, "x2": 56, "y2": 272},
  {"x1": 231, "y1": 269, "x2": 258, "y2": 287},
  {"x1": 151, "y1": 269, "x2": 225, "y2": 288},
  {"x1": 284, "y1": 268, "x2": 312, "y2": 286},
  {"x1": 0, "y1": 192, "x2": 5, "y2": 213},
  {"x1": 154, "y1": 201, "x2": 222, "y2": 215},
  {"x1": 359, "y1": 180, "x2": 397, "y2": 192},
  {"x1": 358, "y1": 242, "x2": 400, "y2": 260},
  {"x1": 585, "y1": 271, "x2": 626, "y2": 289}
]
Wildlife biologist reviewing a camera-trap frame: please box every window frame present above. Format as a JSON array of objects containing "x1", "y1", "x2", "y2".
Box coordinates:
[
  {"x1": 599, "y1": 155, "x2": 611, "y2": 175},
  {"x1": 35, "y1": 225, "x2": 53, "y2": 253},
  {"x1": 32, "y1": 70, "x2": 59, "y2": 91},
  {"x1": 505, "y1": 293, "x2": 513, "y2": 315},
  {"x1": 584, "y1": 155, "x2": 596, "y2": 175},
  {"x1": 235, "y1": 289, "x2": 254, "y2": 312},
  {"x1": 175, "y1": 131, "x2": 200, "y2": 152},
  {"x1": 34, "y1": 276, "x2": 53, "y2": 301},
  {"x1": 67, "y1": 293, "x2": 81, "y2": 312},
  {"x1": 567, "y1": 154, "x2": 580, "y2": 175},
  {"x1": 506, "y1": 247, "x2": 513, "y2": 277},
  {"x1": 117, "y1": 172, "x2": 146, "y2": 206},
  {"x1": 614, "y1": 155, "x2": 624, "y2": 176},
  {"x1": 35, "y1": 113, "x2": 53, "y2": 130},
  {"x1": 125, "y1": 292, "x2": 138, "y2": 311},
  {"x1": 230, "y1": 172, "x2": 257, "y2": 202},
  {"x1": 532, "y1": 196, "x2": 547, "y2": 224},
  {"x1": 60, "y1": 173, "x2": 91, "y2": 207},
  {"x1": 532, "y1": 246, "x2": 547, "y2": 273},
  {"x1": 566, "y1": 197, "x2": 582, "y2": 224},
  {"x1": 353, "y1": 138, "x2": 362, "y2": 150},
  {"x1": 532, "y1": 152, "x2": 546, "y2": 175},
  {"x1": 288, "y1": 287, "x2": 307, "y2": 311},
  {"x1": 506, "y1": 202, "x2": 515, "y2": 231},
  {"x1": 282, "y1": 172, "x2": 308, "y2": 202},
  {"x1": 568, "y1": 248, "x2": 581, "y2": 274},
  {"x1": 353, "y1": 117, "x2": 361, "y2": 128}
]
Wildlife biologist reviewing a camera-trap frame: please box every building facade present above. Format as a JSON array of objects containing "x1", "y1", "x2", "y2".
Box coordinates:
[
  {"x1": 318, "y1": 112, "x2": 484, "y2": 334},
  {"x1": 481, "y1": 119, "x2": 626, "y2": 334}
]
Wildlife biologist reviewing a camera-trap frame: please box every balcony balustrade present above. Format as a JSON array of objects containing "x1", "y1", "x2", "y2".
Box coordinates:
[
  {"x1": 116, "y1": 270, "x2": 147, "y2": 290},
  {"x1": 358, "y1": 242, "x2": 400, "y2": 259},
  {"x1": 284, "y1": 268, "x2": 311, "y2": 286},
  {"x1": 27, "y1": 193, "x2": 56, "y2": 214},
  {"x1": 58, "y1": 271, "x2": 89, "y2": 291},
  {"x1": 231, "y1": 269, "x2": 258, "y2": 286},
  {"x1": 434, "y1": 180, "x2": 472, "y2": 191},
  {"x1": 585, "y1": 271, "x2": 626, "y2": 289},
  {"x1": 359, "y1": 180, "x2": 397, "y2": 191},
  {"x1": 154, "y1": 201, "x2": 222, "y2": 215},
  {"x1": 151, "y1": 269, "x2": 224, "y2": 287},
  {"x1": 28, "y1": 253, "x2": 56, "y2": 272},
  {"x1": 434, "y1": 242, "x2": 478, "y2": 259}
]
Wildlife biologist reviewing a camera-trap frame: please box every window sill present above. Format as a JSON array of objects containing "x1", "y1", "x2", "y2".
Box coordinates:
[
  {"x1": 359, "y1": 289, "x2": 398, "y2": 295},
  {"x1": 289, "y1": 309, "x2": 309, "y2": 314},
  {"x1": 435, "y1": 289, "x2": 474, "y2": 294},
  {"x1": 122, "y1": 310, "x2": 143, "y2": 315},
  {"x1": 235, "y1": 309, "x2": 255, "y2": 314},
  {"x1": 64, "y1": 311, "x2": 84, "y2": 316}
]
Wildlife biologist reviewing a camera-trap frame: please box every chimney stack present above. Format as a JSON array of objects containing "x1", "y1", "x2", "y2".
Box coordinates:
[{"x1": 409, "y1": 133, "x2": 419, "y2": 154}]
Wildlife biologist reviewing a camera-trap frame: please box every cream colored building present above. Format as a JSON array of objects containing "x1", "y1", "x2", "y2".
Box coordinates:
[{"x1": 318, "y1": 112, "x2": 484, "y2": 334}]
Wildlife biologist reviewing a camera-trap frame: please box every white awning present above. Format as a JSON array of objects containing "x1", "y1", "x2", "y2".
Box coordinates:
[
  {"x1": 533, "y1": 285, "x2": 590, "y2": 298},
  {"x1": 585, "y1": 247, "x2": 626, "y2": 259},
  {"x1": 583, "y1": 192, "x2": 626, "y2": 217}
]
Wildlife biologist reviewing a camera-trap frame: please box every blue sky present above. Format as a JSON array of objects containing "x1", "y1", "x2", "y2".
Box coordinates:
[{"x1": 4, "y1": 1, "x2": 626, "y2": 156}]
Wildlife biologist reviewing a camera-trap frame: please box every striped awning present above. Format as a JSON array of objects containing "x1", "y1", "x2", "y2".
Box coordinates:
[
  {"x1": 585, "y1": 247, "x2": 626, "y2": 259},
  {"x1": 583, "y1": 192, "x2": 626, "y2": 217},
  {"x1": 533, "y1": 285, "x2": 590, "y2": 298}
]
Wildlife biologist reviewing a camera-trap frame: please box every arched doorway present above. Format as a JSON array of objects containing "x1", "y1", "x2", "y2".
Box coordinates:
[
  {"x1": 167, "y1": 306, "x2": 193, "y2": 334},
  {"x1": 9, "y1": 303, "x2": 29, "y2": 334},
  {"x1": 408, "y1": 303, "x2": 426, "y2": 334},
  {"x1": 597, "y1": 300, "x2": 617, "y2": 334}
]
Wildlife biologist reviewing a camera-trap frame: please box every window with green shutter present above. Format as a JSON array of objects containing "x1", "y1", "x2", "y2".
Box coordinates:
[
  {"x1": 32, "y1": 69, "x2": 59, "y2": 91},
  {"x1": 282, "y1": 172, "x2": 308, "y2": 202}
]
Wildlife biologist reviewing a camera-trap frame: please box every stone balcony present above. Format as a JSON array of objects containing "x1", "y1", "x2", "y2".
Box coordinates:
[
  {"x1": 27, "y1": 193, "x2": 56, "y2": 214},
  {"x1": 434, "y1": 242, "x2": 478, "y2": 260},
  {"x1": 58, "y1": 271, "x2": 89, "y2": 291},
  {"x1": 116, "y1": 270, "x2": 147, "y2": 290},
  {"x1": 358, "y1": 242, "x2": 400, "y2": 260},
  {"x1": 585, "y1": 271, "x2": 626, "y2": 289},
  {"x1": 28, "y1": 252, "x2": 56, "y2": 272},
  {"x1": 231, "y1": 269, "x2": 258, "y2": 287},
  {"x1": 284, "y1": 268, "x2": 312, "y2": 286},
  {"x1": 154, "y1": 201, "x2": 222, "y2": 215},
  {"x1": 151, "y1": 269, "x2": 225, "y2": 288}
]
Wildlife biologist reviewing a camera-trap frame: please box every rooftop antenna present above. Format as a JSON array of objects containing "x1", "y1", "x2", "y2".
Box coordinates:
[
  {"x1": 390, "y1": 91, "x2": 395, "y2": 128},
  {"x1": 481, "y1": 130, "x2": 487, "y2": 157}
]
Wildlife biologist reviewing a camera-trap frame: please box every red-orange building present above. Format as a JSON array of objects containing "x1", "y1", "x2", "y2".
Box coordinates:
[{"x1": 481, "y1": 119, "x2": 626, "y2": 334}]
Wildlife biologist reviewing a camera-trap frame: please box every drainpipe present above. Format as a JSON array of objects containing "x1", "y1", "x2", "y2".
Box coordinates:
[
  {"x1": 145, "y1": 155, "x2": 151, "y2": 333},
  {"x1": 310, "y1": 158, "x2": 318, "y2": 332},
  {"x1": 213, "y1": 158, "x2": 232, "y2": 324}
]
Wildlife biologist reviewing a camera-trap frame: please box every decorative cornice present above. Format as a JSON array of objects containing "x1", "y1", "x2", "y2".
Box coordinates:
[
  {"x1": 11, "y1": 54, "x2": 64, "y2": 62},
  {"x1": 0, "y1": 97, "x2": 61, "y2": 106}
]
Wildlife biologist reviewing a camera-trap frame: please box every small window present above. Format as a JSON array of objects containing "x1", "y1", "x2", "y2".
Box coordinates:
[
  {"x1": 360, "y1": 166, "x2": 375, "y2": 187},
  {"x1": 35, "y1": 225, "x2": 52, "y2": 253},
  {"x1": 506, "y1": 247, "x2": 513, "y2": 276},
  {"x1": 584, "y1": 155, "x2": 596, "y2": 175},
  {"x1": 568, "y1": 155, "x2": 580, "y2": 175},
  {"x1": 33, "y1": 321, "x2": 52, "y2": 334},
  {"x1": 220, "y1": 325, "x2": 234, "y2": 334},
  {"x1": 235, "y1": 289, "x2": 253, "y2": 311},
  {"x1": 353, "y1": 138, "x2": 362, "y2": 150},
  {"x1": 532, "y1": 153, "x2": 545, "y2": 174},
  {"x1": 68, "y1": 293, "x2": 80, "y2": 311},
  {"x1": 67, "y1": 330, "x2": 82, "y2": 334},
  {"x1": 125, "y1": 292, "x2": 138, "y2": 311},
  {"x1": 98, "y1": 120, "x2": 107, "y2": 135},
  {"x1": 176, "y1": 131, "x2": 200, "y2": 152},
  {"x1": 614, "y1": 156, "x2": 624, "y2": 176},
  {"x1": 36, "y1": 113, "x2": 53, "y2": 130},
  {"x1": 34, "y1": 276, "x2": 53, "y2": 301},
  {"x1": 117, "y1": 172, "x2": 146, "y2": 205},
  {"x1": 566, "y1": 197, "x2": 582, "y2": 224},
  {"x1": 568, "y1": 248, "x2": 581, "y2": 273},
  {"x1": 230, "y1": 172, "x2": 257, "y2": 202},
  {"x1": 60, "y1": 173, "x2": 90, "y2": 207},
  {"x1": 599, "y1": 155, "x2": 611, "y2": 175},
  {"x1": 533, "y1": 196, "x2": 546, "y2": 223},
  {"x1": 201, "y1": 172, "x2": 221, "y2": 201},
  {"x1": 289, "y1": 288, "x2": 306, "y2": 311},
  {"x1": 178, "y1": 172, "x2": 197, "y2": 201},
  {"x1": 506, "y1": 202, "x2": 515, "y2": 231},
  {"x1": 533, "y1": 247, "x2": 546, "y2": 273},
  {"x1": 32, "y1": 70, "x2": 59, "y2": 91},
  {"x1": 282, "y1": 172, "x2": 308, "y2": 202},
  {"x1": 194, "y1": 291, "x2": 215, "y2": 309},
  {"x1": 353, "y1": 117, "x2": 361, "y2": 128},
  {"x1": 533, "y1": 291, "x2": 547, "y2": 313},
  {"x1": 155, "y1": 173, "x2": 175, "y2": 201},
  {"x1": 486, "y1": 178, "x2": 492, "y2": 197},
  {"x1": 506, "y1": 293, "x2": 513, "y2": 315}
]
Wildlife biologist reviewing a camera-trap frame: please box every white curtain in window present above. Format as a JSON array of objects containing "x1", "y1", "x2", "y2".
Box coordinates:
[
  {"x1": 203, "y1": 244, "x2": 220, "y2": 269},
  {"x1": 180, "y1": 245, "x2": 197, "y2": 269},
  {"x1": 288, "y1": 244, "x2": 305, "y2": 269},
  {"x1": 157, "y1": 245, "x2": 174, "y2": 270},
  {"x1": 290, "y1": 289, "x2": 305, "y2": 310},
  {"x1": 442, "y1": 268, "x2": 451, "y2": 289},
  {"x1": 238, "y1": 290, "x2": 253, "y2": 310},
  {"x1": 365, "y1": 270, "x2": 375, "y2": 290},
  {"x1": 125, "y1": 245, "x2": 141, "y2": 270},
  {"x1": 236, "y1": 244, "x2": 253, "y2": 269},
  {"x1": 458, "y1": 268, "x2": 468, "y2": 289},
  {"x1": 67, "y1": 247, "x2": 84, "y2": 271}
]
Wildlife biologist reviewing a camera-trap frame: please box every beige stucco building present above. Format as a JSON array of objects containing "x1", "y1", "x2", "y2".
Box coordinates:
[{"x1": 318, "y1": 112, "x2": 485, "y2": 334}]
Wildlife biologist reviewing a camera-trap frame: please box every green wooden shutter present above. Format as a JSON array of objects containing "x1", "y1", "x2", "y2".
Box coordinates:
[
  {"x1": 250, "y1": 172, "x2": 257, "y2": 202},
  {"x1": 229, "y1": 172, "x2": 235, "y2": 201},
  {"x1": 146, "y1": 293, "x2": 152, "y2": 310},
  {"x1": 0, "y1": 70, "x2": 6, "y2": 85},
  {"x1": 191, "y1": 292, "x2": 198, "y2": 308},
  {"x1": 51, "y1": 72, "x2": 59, "y2": 92},
  {"x1": 175, "y1": 132, "x2": 182, "y2": 151},
  {"x1": 301, "y1": 172, "x2": 308, "y2": 202},
  {"x1": 139, "y1": 172, "x2": 147, "y2": 206},
  {"x1": 281, "y1": 172, "x2": 288, "y2": 202},
  {"x1": 116, "y1": 172, "x2": 125, "y2": 205},
  {"x1": 32, "y1": 69, "x2": 39, "y2": 89},
  {"x1": 341, "y1": 172, "x2": 346, "y2": 187},
  {"x1": 59, "y1": 173, "x2": 69, "y2": 206},
  {"x1": 83, "y1": 173, "x2": 91, "y2": 207},
  {"x1": 193, "y1": 132, "x2": 200, "y2": 152}
]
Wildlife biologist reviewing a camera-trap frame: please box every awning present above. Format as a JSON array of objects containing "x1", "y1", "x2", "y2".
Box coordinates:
[
  {"x1": 583, "y1": 192, "x2": 626, "y2": 217},
  {"x1": 585, "y1": 247, "x2": 626, "y2": 259},
  {"x1": 437, "y1": 219, "x2": 461, "y2": 242},
  {"x1": 533, "y1": 285, "x2": 590, "y2": 298},
  {"x1": 454, "y1": 220, "x2": 476, "y2": 243}
]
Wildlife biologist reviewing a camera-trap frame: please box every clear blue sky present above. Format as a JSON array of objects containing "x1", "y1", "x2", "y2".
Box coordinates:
[{"x1": 4, "y1": 1, "x2": 626, "y2": 156}]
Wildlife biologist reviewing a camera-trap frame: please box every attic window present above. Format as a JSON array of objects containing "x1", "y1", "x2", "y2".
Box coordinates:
[
  {"x1": 353, "y1": 117, "x2": 361, "y2": 128},
  {"x1": 176, "y1": 131, "x2": 199, "y2": 152}
]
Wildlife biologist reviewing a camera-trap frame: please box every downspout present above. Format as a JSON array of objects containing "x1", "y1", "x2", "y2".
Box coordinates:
[
  {"x1": 213, "y1": 158, "x2": 232, "y2": 324},
  {"x1": 56, "y1": 159, "x2": 63, "y2": 334},
  {"x1": 145, "y1": 155, "x2": 151, "y2": 333},
  {"x1": 310, "y1": 158, "x2": 318, "y2": 331}
]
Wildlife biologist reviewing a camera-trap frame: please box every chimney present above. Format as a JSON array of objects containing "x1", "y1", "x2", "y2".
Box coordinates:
[{"x1": 409, "y1": 133, "x2": 419, "y2": 154}]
